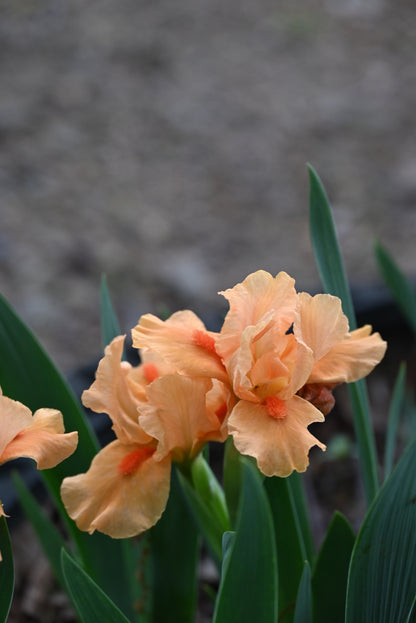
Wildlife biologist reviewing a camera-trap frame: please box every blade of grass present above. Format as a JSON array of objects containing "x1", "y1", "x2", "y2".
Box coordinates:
[{"x1": 308, "y1": 164, "x2": 379, "y2": 504}]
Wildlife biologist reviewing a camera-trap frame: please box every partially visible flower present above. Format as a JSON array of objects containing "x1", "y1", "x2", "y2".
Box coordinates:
[
  {"x1": 0, "y1": 388, "x2": 78, "y2": 517},
  {"x1": 216, "y1": 270, "x2": 387, "y2": 478},
  {"x1": 61, "y1": 334, "x2": 230, "y2": 538}
]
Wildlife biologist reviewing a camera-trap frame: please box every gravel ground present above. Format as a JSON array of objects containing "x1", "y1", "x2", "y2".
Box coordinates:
[{"x1": 1, "y1": 0, "x2": 416, "y2": 374}]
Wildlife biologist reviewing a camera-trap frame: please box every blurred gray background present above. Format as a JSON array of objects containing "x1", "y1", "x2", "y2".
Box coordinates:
[{"x1": 1, "y1": 0, "x2": 415, "y2": 373}]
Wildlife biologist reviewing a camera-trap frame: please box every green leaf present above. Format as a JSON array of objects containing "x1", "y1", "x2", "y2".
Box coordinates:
[
  {"x1": 100, "y1": 275, "x2": 124, "y2": 353},
  {"x1": 312, "y1": 512, "x2": 355, "y2": 623},
  {"x1": 384, "y1": 362, "x2": 407, "y2": 479},
  {"x1": 374, "y1": 241, "x2": 416, "y2": 335},
  {"x1": 0, "y1": 294, "x2": 138, "y2": 620},
  {"x1": 12, "y1": 471, "x2": 67, "y2": 589},
  {"x1": 223, "y1": 437, "x2": 243, "y2": 529},
  {"x1": 293, "y1": 562, "x2": 312, "y2": 623},
  {"x1": 346, "y1": 435, "x2": 416, "y2": 622},
  {"x1": 213, "y1": 459, "x2": 278, "y2": 623},
  {"x1": 0, "y1": 515, "x2": 14, "y2": 623},
  {"x1": 264, "y1": 474, "x2": 308, "y2": 623},
  {"x1": 177, "y1": 458, "x2": 229, "y2": 567},
  {"x1": 150, "y1": 467, "x2": 199, "y2": 623},
  {"x1": 308, "y1": 165, "x2": 379, "y2": 505},
  {"x1": 308, "y1": 164, "x2": 356, "y2": 327},
  {"x1": 61, "y1": 549, "x2": 131, "y2": 623}
]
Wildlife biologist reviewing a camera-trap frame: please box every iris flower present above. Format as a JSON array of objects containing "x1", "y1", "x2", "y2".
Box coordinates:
[
  {"x1": 0, "y1": 389, "x2": 78, "y2": 518},
  {"x1": 61, "y1": 334, "x2": 229, "y2": 538},
  {"x1": 216, "y1": 270, "x2": 387, "y2": 477}
]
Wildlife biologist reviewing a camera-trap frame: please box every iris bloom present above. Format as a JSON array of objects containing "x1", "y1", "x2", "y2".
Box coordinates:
[
  {"x1": 0, "y1": 389, "x2": 78, "y2": 518},
  {"x1": 216, "y1": 270, "x2": 387, "y2": 477},
  {"x1": 61, "y1": 334, "x2": 229, "y2": 538}
]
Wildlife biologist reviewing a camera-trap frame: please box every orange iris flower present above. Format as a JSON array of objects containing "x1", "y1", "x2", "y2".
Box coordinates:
[
  {"x1": 216, "y1": 270, "x2": 387, "y2": 477},
  {"x1": 0, "y1": 389, "x2": 78, "y2": 518},
  {"x1": 61, "y1": 334, "x2": 230, "y2": 539}
]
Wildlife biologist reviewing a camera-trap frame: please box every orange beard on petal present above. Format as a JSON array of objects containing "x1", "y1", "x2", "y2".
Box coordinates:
[
  {"x1": 296, "y1": 383, "x2": 337, "y2": 416},
  {"x1": 118, "y1": 447, "x2": 155, "y2": 476},
  {"x1": 263, "y1": 396, "x2": 287, "y2": 420},
  {"x1": 192, "y1": 330, "x2": 217, "y2": 354}
]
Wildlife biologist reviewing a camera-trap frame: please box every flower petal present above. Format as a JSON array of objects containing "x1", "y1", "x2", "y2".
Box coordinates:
[
  {"x1": 0, "y1": 395, "x2": 33, "y2": 460},
  {"x1": 228, "y1": 396, "x2": 325, "y2": 477},
  {"x1": 82, "y1": 335, "x2": 151, "y2": 445},
  {"x1": 217, "y1": 270, "x2": 297, "y2": 363},
  {"x1": 294, "y1": 292, "x2": 350, "y2": 360},
  {"x1": 0, "y1": 408, "x2": 78, "y2": 469},
  {"x1": 61, "y1": 440, "x2": 171, "y2": 538},
  {"x1": 139, "y1": 374, "x2": 222, "y2": 462},
  {"x1": 307, "y1": 325, "x2": 387, "y2": 383}
]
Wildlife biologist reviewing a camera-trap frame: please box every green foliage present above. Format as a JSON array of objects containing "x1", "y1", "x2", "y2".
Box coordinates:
[
  {"x1": 312, "y1": 512, "x2": 355, "y2": 623},
  {"x1": 308, "y1": 165, "x2": 379, "y2": 504},
  {"x1": 346, "y1": 435, "x2": 416, "y2": 622},
  {"x1": 213, "y1": 459, "x2": 278, "y2": 623},
  {"x1": 150, "y1": 468, "x2": 199, "y2": 623},
  {"x1": 12, "y1": 472, "x2": 67, "y2": 589},
  {"x1": 61, "y1": 549, "x2": 131, "y2": 623},
  {"x1": 374, "y1": 241, "x2": 416, "y2": 335},
  {"x1": 0, "y1": 515, "x2": 14, "y2": 623},
  {"x1": 384, "y1": 362, "x2": 407, "y2": 479},
  {"x1": 265, "y1": 474, "x2": 309, "y2": 623},
  {"x1": 293, "y1": 562, "x2": 312, "y2": 623}
]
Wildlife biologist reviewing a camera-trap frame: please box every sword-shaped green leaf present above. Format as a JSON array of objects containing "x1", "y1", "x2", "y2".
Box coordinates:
[
  {"x1": 346, "y1": 435, "x2": 416, "y2": 622},
  {"x1": 61, "y1": 548, "x2": 131, "y2": 623},
  {"x1": 308, "y1": 165, "x2": 379, "y2": 505},
  {"x1": 312, "y1": 512, "x2": 355, "y2": 623},
  {"x1": 213, "y1": 459, "x2": 278, "y2": 623}
]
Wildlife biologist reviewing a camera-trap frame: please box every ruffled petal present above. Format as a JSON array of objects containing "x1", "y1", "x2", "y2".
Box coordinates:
[
  {"x1": 139, "y1": 374, "x2": 222, "y2": 462},
  {"x1": 132, "y1": 311, "x2": 228, "y2": 383},
  {"x1": 307, "y1": 325, "x2": 387, "y2": 383},
  {"x1": 0, "y1": 395, "x2": 33, "y2": 459},
  {"x1": 294, "y1": 292, "x2": 350, "y2": 360},
  {"x1": 228, "y1": 396, "x2": 325, "y2": 477},
  {"x1": 217, "y1": 270, "x2": 297, "y2": 364},
  {"x1": 82, "y1": 335, "x2": 151, "y2": 445},
  {"x1": 0, "y1": 408, "x2": 78, "y2": 469},
  {"x1": 61, "y1": 440, "x2": 171, "y2": 539}
]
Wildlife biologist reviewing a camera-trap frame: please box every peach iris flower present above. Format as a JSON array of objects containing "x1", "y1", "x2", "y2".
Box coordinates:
[
  {"x1": 0, "y1": 389, "x2": 78, "y2": 517},
  {"x1": 61, "y1": 334, "x2": 229, "y2": 539},
  {"x1": 216, "y1": 270, "x2": 387, "y2": 478}
]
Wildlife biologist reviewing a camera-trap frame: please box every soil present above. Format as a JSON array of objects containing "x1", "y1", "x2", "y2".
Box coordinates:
[{"x1": 1, "y1": 0, "x2": 416, "y2": 621}]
